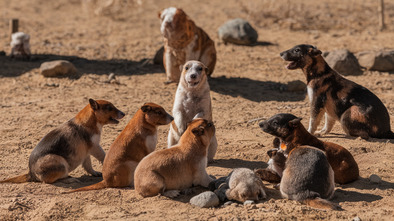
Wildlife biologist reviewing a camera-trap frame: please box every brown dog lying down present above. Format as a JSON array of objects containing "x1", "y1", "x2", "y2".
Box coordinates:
[
  {"x1": 134, "y1": 118, "x2": 215, "y2": 198},
  {"x1": 280, "y1": 44, "x2": 394, "y2": 139},
  {"x1": 65, "y1": 103, "x2": 173, "y2": 193},
  {"x1": 258, "y1": 113, "x2": 359, "y2": 184},
  {"x1": 209, "y1": 168, "x2": 266, "y2": 203},
  {"x1": 1, "y1": 99, "x2": 125, "y2": 184},
  {"x1": 159, "y1": 7, "x2": 216, "y2": 83}
]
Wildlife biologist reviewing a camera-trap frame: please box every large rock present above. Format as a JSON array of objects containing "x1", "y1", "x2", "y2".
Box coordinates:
[
  {"x1": 189, "y1": 191, "x2": 219, "y2": 208},
  {"x1": 357, "y1": 50, "x2": 394, "y2": 72},
  {"x1": 218, "y1": 18, "x2": 258, "y2": 45},
  {"x1": 40, "y1": 60, "x2": 77, "y2": 77},
  {"x1": 324, "y1": 49, "x2": 363, "y2": 76}
]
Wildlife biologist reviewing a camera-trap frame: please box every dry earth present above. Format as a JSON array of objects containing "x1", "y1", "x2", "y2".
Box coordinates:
[{"x1": 0, "y1": 0, "x2": 393, "y2": 220}]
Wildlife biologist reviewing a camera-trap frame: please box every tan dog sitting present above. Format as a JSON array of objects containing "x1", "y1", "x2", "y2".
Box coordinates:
[
  {"x1": 1, "y1": 99, "x2": 125, "y2": 184},
  {"x1": 168, "y1": 60, "x2": 217, "y2": 162},
  {"x1": 134, "y1": 118, "x2": 215, "y2": 198},
  {"x1": 159, "y1": 7, "x2": 216, "y2": 83},
  {"x1": 65, "y1": 103, "x2": 173, "y2": 193}
]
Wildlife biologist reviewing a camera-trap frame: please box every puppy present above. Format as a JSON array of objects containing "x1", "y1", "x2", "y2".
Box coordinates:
[
  {"x1": 254, "y1": 148, "x2": 285, "y2": 184},
  {"x1": 280, "y1": 44, "x2": 394, "y2": 139},
  {"x1": 1, "y1": 99, "x2": 125, "y2": 184},
  {"x1": 10, "y1": 32, "x2": 31, "y2": 59},
  {"x1": 134, "y1": 118, "x2": 215, "y2": 198},
  {"x1": 281, "y1": 145, "x2": 338, "y2": 210},
  {"x1": 259, "y1": 113, "x2": 359, "y2": 184},
  {"x1": 168, "y1": 60, "x2": 217, "y2": 162},
  {"x1": 65, "y1": 103, "x2": 173, "y2": 193},
  {"x1": 218, "y1": 168, "x2": 267, "y2": 203},
  {"x1": 159, "y1": 7, "x2": 216, "y2": 83}
]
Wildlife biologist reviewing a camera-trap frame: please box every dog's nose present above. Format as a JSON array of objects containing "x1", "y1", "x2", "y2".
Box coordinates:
[
  {"x1": 280, "y1": 52, "x2": 284, "y2": 57},
  {"x1": 258, "y1": 121, "x2": 265, "y2": 128},
  {"x1": 169, "y1": 115, "x2": 174, "y2": 121},
  {"x1": 190, "y1": 74, "x2": 197, "y2": 79}
]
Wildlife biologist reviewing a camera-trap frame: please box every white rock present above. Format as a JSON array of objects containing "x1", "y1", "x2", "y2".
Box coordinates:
[
  {"x1": 369, "y1": 174, "x2": 381, "y2": 184},
  {"x1": 218, "y1": 18, "x2": 258, "y2": 45},
  {"x1": 190, "y1": 191, "x2": 219, "y2": 208},
  {"x1": 40, "y1": 60, "x2": 77, "y2": 77},
  {"x1": 324, "y1": 49, "x2": 362, "y2": 76}
]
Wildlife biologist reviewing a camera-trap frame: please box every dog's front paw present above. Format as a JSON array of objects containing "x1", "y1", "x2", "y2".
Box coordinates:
[{"x1": 163, "y1": 190, "x2": 180, "y2": 198}]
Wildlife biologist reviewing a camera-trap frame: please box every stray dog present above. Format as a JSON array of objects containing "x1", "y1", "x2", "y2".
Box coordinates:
[
  {"x1": 280, "y1": 44, "x2": 394, "y2": 139},
  {"x1": 1, "y1": 99, "x2": 125, "y2": 184},
  {"x1": 65, "y1": 103, "x2": 173, "y2": 193},
  {"x1": 281, "y1": 145, "x2": 338, "y2": 210},
  {"x1": 259, "y1": 113, "x2": 359, "y2": 184},
  {"x1": 168, "y1": 60, "x2": 217, "y2": 162},
  {"x1": 10, "y1": 32, "x2": 31, "y2": 59},
  {"x1": 159, "y1": 7, "x2": 216, "y2": 83},
  {"x1": 210, "y1": 168, "x2": 266, "y2": 203},
  {"x1": 254, "y1": 148, "x2": 285, "y2": 184},
  {"x1": 134, "y1": 118, "x2": 215, "y2": 198}
]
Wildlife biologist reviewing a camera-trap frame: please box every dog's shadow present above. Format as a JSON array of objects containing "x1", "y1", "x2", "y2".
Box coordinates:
[
  {"x1": 317, "y1": 133, "x2": 394, "y2": 144},
  {"x1": 210, "y1": 158, "x2": 267, "y2": 170},
  {"x1": 338, "y1": 177, "x2": 394, "y2": 191},
  {"x1": 333, "y1": 189, "x2": 382, "y2": 203},
  {"x1": 53, "y1": 175, "x2": 104, "y2": 190},
  {"x1": 209, "y1": 76, "x2": 306, "y2": 102}
]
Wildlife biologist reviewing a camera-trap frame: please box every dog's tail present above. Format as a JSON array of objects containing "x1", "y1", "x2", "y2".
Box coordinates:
[
  {"x1": 303, "y1": 197, "x2": 340, "y2": 210},
  {"x1": 0, "y1": 173, "x2": 31, "y2": 183},
  {"x1": 63, "y1": 181, "x2": 107, "y2": 194}
]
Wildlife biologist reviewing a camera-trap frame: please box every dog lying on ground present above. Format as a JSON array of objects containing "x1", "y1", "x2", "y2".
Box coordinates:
[
  {"x1": 168, "y1": 60, "x2": 217, "y2": 162},
  {"x1": 159, "y1": 7, "x2": 216, "y2": 83},
  {"x1": 209, "y1": 168, "x2": 266, "y2": 203},
  {"x1": 65, "y1": 103, "x2": 173, "y2": 193},
  {"x1": 1, "y1": 99, "x2": 124, "y2": 184},
  {"x1": 254, "y1": 148, "x2": 285, "y2": 184},
  {"x1": 280, "y1": 44, "x2": 394, "y2": 139},
  {"x1": 259, "y1": 113, "x2": 359, "y2": 184},
  {"x1": 134, "y1": 118, "x2": 215, "y2": 198}
]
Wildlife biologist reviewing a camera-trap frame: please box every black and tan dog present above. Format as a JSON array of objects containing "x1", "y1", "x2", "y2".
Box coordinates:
[
  {"x1": 1, "y1": 99, "x2": 125, "y2": 184},
  {"x1": 259, "y1": 113, "x2": 359, "y2": 184},
  {"x1": 280, "y1": 44, "x2": 394, "y2": 139}
]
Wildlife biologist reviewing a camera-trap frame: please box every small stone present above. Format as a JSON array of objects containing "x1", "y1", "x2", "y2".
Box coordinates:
[
  {"x1": 369, "y1": 174, "x2": 381, "y2": 184},
  {"x1": 223, "y1": 201, "x2": 233, "y2": 207},
  {"x1": 353, "y1": 216, "x2": 361, "y2": 221},
  {"x1": 243, "y1": 200, "x2": 255, "y2": 205},
  {"x1": 218, "y1": 18, "x2": 258, "y2": 45},
  {"x1": 190, "y1": 191, "x2": 219, "y2": 208},
  {"x1": 40, "y1": 60, "x2": 77, "y2": 77},
  {"x1": 324, "y1": 49, "x2": 363, "y2": 76},
  {"x1": 287, "y1": 80, "x2": 306, "y2": 92},
  {"x1": 108, "y1": 73, "x2": 116, "y2": 81}
]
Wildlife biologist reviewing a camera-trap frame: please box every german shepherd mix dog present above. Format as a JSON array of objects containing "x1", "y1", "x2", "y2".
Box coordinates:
[
  {"x1": 259, "y1": 113, "x2": 359, "y2": 184},
  {"x1": 1, "y1": 99, "x2": 125, "y2": 184},
  {"x1": 280, "y1": 44, "x2": 394, "y2": 139},
  {"x1": 65, "y1": 103, "x2": 173, "y2": 193}
]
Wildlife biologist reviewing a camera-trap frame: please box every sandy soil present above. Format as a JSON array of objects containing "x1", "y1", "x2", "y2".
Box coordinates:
[{"x1": 0, "y1": 0, "x2": 393, "y2": 220}]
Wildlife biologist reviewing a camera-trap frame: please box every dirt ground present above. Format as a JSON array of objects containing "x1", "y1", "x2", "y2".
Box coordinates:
[{"x1": 0, "y1": 0, "x2": 393, "y2": 220}]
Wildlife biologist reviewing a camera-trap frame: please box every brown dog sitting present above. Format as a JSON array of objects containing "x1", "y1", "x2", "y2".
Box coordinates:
[
  {"x1": 280, "y1": 44, "x2": 394, "y2": 139},
  {"x1": 158, "y1": 7, "x2": 217, "y2": 83},
  {"x1": 134, "y1": 118, "x2": 215, "y2": 198},
  {"x1": 65, "y1": 103, "x2": 173, "y2": 193},
  {"x1": 1, "y1": 99, "x2": 125, "y2": 184},
  {"x1": 259, "y1": 113, "x2": 359, "y2": 184}
]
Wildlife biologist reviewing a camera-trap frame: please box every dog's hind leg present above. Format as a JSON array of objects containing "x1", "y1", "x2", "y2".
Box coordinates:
[{"x1": 32, "y1": 154, "x2": 69, "y2": 184}]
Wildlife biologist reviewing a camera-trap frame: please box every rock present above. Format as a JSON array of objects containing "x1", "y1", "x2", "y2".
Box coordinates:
[
  {"x1": 357, "y1": 50, "x2": 394, "y2": 72},
  {"x1": 40, "y1": 60, "x2": 77, "y2": 77},
  {"x1": 189, "y1": 191, "x2": 219, "y2": 208},
  {"x1": 353, "y1": 216, "x2": 361, "y2": 221},
  {"x1": 369, "y1": 174, "x2": 382, "y2": 184},
  {"x1": 153, "y1": 46, "x2": 164, "y2": 65},
  {"x1": 243, "y1": 200, "x2": 255, "y2": 205},
  {"x1": 218, "y1": 18, "x2": 258, "y2": 45},
  {"x1": 223, "y1": 201, "x2": 233, "y2": 207},
  {"x1": 323, "y1": 49, "x2": 363, "y2": 76},
  {"x1": 287, "y1": 80, "x2": 306, "y2": 92}
]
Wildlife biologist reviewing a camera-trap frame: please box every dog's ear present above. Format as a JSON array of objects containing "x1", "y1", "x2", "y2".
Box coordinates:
[
  {"x1": 205, "y1": 67, "x2": 209, "y2": 74},
  {"x1": 308, "y1": 47, "x2": 322, "y2": 56},
  {"x1": 288, "y1": 118, "x2": 302, "y2": 127},
  {"x1": 192, "y1": 125, "x2": 205, "y2": 136},
  {"x1": 141, "y1": 104, "x2": 151, "y2": 112},
  {"x1": 267, "y1": 149, "x2": 278, "y2": 158},
  {"x1": 89, "y1": 98, "x2": 99, "y2": 111}
]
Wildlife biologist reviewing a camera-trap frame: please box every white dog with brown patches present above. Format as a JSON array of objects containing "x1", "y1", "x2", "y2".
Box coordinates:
[
  {"x1": 158, "y1": 7, "x2": 216, "y2": 83},
  {"x1": 168, "y1": 60, "x2": 217, "y2": 162}
]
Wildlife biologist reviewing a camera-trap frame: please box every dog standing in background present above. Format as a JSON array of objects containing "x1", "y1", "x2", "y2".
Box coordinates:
[{"x1": 159, "y1": 7, "x2": 216, "y2": 83}]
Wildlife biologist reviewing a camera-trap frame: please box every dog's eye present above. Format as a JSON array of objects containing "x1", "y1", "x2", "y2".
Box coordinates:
[
  {"x1": 198, "y1": 66, "x2": 203, "y2": 71},
  {"x1": 156, "y1": 111, "x2": 162, "y2": 115},
  {"x1": 185, "y1": 66, "x2": 189, "y2": 70},
  {"x1": 294, "y1": 48, "x2": 300, "y2": 53},
  {"x1": 207, "y1": 123, "x2": 213, "y2": 127},
  {"x1": 106, "y1": 106, "x2": 113, "y2": 111},
  {"x1": 273, "y1": 121, "x2": 278, "y2": 126}
]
